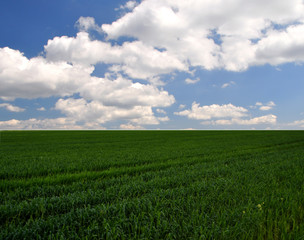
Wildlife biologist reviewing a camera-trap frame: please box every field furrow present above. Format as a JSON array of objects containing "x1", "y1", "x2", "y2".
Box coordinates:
[{"x1": 1, "y1": 131, "x2": 303, "y2": 239}]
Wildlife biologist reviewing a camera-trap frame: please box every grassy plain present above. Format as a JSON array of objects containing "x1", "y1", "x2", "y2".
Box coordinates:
[{"x1": 0, "y1": 130, "x2": 303, "y2": 239}]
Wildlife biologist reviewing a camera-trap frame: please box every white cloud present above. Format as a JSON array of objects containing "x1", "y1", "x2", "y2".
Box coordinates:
[
  {"x1": 221, "y1": 83, "x2": 229, "y2": 89},
  {"x1": 37, "y1": 107, "x2": 46, "y2": 111},
  {"x1": 0, "y1": 103, "x2": 25, "y2": 112},
  {"x1": 255, "y1": 24, "x2": 304, "y2": 66},
  {"x1": 102, "y1": 0, "x2": 304, "y2": 71},
  {"x1": 2, "y1": 1, "x2": 303, "y2": 129},
  {"x1": 175, "y1": 102, "x2": 248, "y2": 120},
  {"x1": 179, "y1": 104, "x2": 186, "y2": 109},
  {"x1": 120, "y1": 123, "x2": 144, "y2": 130},
  {"x1": 55, "y1": 98, "x2": 164, "y2": 126},
  {"x1": 0, "y1": 47, "x2": 92, "y2": 100},
  {"x1": 176, "y1": 101, "x2": 277, "y2": 126},
  {"x1": 221, "y1": 81, "x2": 235, "y2": 88},
  {"x1": 288, "y1": 119, "x2": 304, "y2": 128},
  {"x1": 80, "y1": 76, "x2": 175, "y2": 108},
  {"x1": 0, "y1": 45, "x2": 176, "y2": 128},
  {"x1": 0, "y1": 118, "x2": 86, "y2": 130},
  {"x1": 267, "y1": 101, "x2": 275, "y2": 107},
  {"x1": 158, "y1": 116, "x2": 170, "y2": 122},
  {"x1": 255, "y1": 101, "x2": 276, "y2": 111},
  {"x1": 210, "y1": 115, "x2": 277, "y2": 125},
  {"x1": 156, "y1": 109, "x2": 166, "y2": 114},
  {"x1": 148, "y1": 76, "x2": 166, "y2": 86},
  {"x1": 116, "y1": 1, "x2": 138, "y2": 11},
  {"x1": 45, "y1": 32, "x2": 186, "y2": 80},
  {"x1": 75, "y1": 16, "x2": 102, "y2": 33},
  {"x1": 185, "y1": 78, "x2": 200, "y2": 84},
  {"x1": 259, "y1": 106, "x2": 272, "y2": 111}
]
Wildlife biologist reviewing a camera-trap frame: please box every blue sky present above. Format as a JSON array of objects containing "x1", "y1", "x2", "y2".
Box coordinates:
[{"x1": 1, "y1": 0, "x2": 304, "y2": 129}]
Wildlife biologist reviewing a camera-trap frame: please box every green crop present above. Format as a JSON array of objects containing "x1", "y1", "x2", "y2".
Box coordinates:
[{"x1": 0, "y1": 130, "x2": 303, "y2": 239}]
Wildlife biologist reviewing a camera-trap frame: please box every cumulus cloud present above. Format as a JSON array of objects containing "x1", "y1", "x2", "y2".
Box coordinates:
[
  {"x1": 176, "y1": 101, "x2": 277, "y2": 126},
  {"x1": 0, "y1": 47, "x2": 92, "y2": 100},
  {"x1": 174, "y1": 102, "x2": 248, "y2": 120},
  {"x1": 55, "y1": 98, "x2": 165, "y2": 126},
  {"x1": 2, "y1": 1, "x2": 303, "y2": 129},
  {"x1": 45, "y1": 32, "x2": 186, "y2": 79},
  {"x1": 102, "y1": 0, "x2": 304, "y2": 71},
  {"x1": 0, "y1": 118, "x2": 87, "y2": 130},
  {"x1": 0, "y1": 45, "x2": 175, "y2": 128},
  {"x1": 79, "y1": 76, "x2": 175, "y2": 108},
  {"x1": 209, "y1": 115, "x2": 277, "y2": 125},
  {"x1": 255, "y1": 24, "x2": 304, "y2": 66},
  {"x1": 0, "y1": 103, "x2": 25, "y2": 112}
]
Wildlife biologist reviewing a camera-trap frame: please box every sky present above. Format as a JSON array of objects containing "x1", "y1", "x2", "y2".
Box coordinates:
[{"x1": 0, "y1": 0, "x2": 304, "y2": 130}]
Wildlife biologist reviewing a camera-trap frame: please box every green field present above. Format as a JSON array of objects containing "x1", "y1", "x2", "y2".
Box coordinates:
[{"x1": 0, "y1": 130, "x2": 303, "y2": 239}]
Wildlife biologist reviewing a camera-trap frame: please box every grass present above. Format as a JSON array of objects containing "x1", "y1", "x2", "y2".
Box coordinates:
[{"x1": 0, "y1": 130, "x2": 303, "y2": 239}]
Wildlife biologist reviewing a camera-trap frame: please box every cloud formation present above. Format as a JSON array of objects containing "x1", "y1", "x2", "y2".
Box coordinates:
[
  {"x1": 288, "y1": 119, "x2": 304, "y2": 128},
  {"x1": 221, "y1": 81, "x2": 235, "y2": 88},
  {"x1": 175, "y1": 102, "x2": 248, "y2": 120},
  {"x1": 116, "y1": 1, "x2": 138, "y2": 11},
  {"x1": 0, "y1": 47, "x2": 92, "y2": 100},
  {"x1": 185, "y1": 78, "x2": 200, "y2": 84},
  {"x1": 75, "y1": 17, "x2": 103, "y2": 33},
  {"x1": 120, "y1": 123, "x2": 144, "y2": 130},
  {"x1": 0, "y1": 103, "x2": 25, "y2": 112},
  {"x1": 102, "y1": 0, "x2": 304, "y2": 71},
  {"x1": 1, "y1": 0, "x2": 303, "y2": 129},
  {"x1": 37, "y1": 107, "x2": 46, "y2": 111},
  {"x1": 45, "y1": 32, "x2": 186, "y2": 80},
  {"x1": 0, "y1": 45, "x2": 175, "y2": 128},
  {"x1": 255, "y1": 101, "x2": 276, "y2": 111},
  {"x1": 209, "y1": 115, "x2": 277, "y2": 125},
  {"x1": 0, "y1": 118, "x2": 85, "y2": 130},
  {"x1": 176, "y1": 102, "x2": 277, "y2": 126},
  {"x1": 55, "y1": 98, "x2": 168, "y2": 126}
]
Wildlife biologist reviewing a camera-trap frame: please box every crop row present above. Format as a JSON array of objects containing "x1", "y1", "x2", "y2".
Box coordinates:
[
  {"x1": 1, "y1": 131, "x2": 304, "y2": 239},
  {"x1": 2, "y1": 179, "x2": 303, "y2": 239},
  {"x1": 1, "y1": 131, "x2": 303, "y2": 179}
]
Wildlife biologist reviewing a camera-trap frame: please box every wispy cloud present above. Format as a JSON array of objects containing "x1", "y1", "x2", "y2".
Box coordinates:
[
  {"x1": 179, "y1": 104, "x2": 186, "y2": 109},
  {"x1": 202, "y1": 115, "x2": 277, "y2": 126},
  {"x1": 255, "y1": 101, "x2": 276, "y2": 111},
  {"x1": 115, "y1": 1, "x2": 138, "y2": 11},
  {"x1": 37, "y1": 107, "x2": 46, "y2": 111},
  {"x1": 0, "y1": 103, "x2": 25, "y2": 112},
  {"x1": 156, "y1": 109, "x2": 166, "y2": 114},
  {"x1": 221, "y1": 81, "x2": 235, "y2": 88},
  {"x1": 120, "y1": 123, "x2": 144, "y2": 130},
  {"x1": 287, "y1": 119, "x2": 304, "y2": 128},
  {"x1": 185, "y1": 78, "x2": 200, "y2": 84}
]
